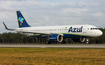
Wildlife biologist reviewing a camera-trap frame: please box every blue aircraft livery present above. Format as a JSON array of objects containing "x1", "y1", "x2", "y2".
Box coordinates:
[
  {"x1": 17, "y1": 11, "x2": 30, "y2": 28},
  {"x1": 68, "y1": 26, "x2": 83, "y2": 32},
  {"x1": 18, "y1": 17, "x2": 24, "y2": 25}
]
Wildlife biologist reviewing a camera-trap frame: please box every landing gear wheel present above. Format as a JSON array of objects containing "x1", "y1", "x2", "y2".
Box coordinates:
[
  {"x1": 61, "y1": 41, "x2": 66, "y2": 44},
  {"x1": 86, "y1": 38, "x2": 89, "y2": 44},
  {"x1": 46, "y1": 41, "x2": 51, "y2": 44}
]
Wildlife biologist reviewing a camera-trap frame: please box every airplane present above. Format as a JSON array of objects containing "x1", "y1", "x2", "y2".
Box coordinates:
[{"x1": 3, "y1": 11, "x2": 103, "y2": 44}]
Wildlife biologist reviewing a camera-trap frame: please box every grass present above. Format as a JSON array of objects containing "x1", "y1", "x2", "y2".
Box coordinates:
[{"x1": 0, "y1": 48, "x2": 105, "y2": 65}]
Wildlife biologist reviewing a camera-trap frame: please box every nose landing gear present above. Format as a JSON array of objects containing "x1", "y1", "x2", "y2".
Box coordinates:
[
  {"x1": 86, "y1": 38, "x2": 89, "y2": 44},
  {"x1": 80, "y1": 38, "x2": 90, "y2": 44}
]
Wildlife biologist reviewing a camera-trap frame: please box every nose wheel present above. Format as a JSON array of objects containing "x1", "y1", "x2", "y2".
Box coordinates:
[{"x1": 86, "y1": 38, "x2": 89, "y2": 44}]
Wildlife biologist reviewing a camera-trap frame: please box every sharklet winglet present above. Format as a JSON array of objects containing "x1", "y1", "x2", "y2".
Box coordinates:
[{"x1": 3, "y1": 22, "x2": 14, "y2": 31}]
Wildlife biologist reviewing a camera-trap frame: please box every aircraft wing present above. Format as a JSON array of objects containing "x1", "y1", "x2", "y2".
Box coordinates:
[
  {"x1": 19, "y1": 31, "x2": 54, "y2": 35},
  {"x1": 3, "y1": 22, "x2": 15, "y2": 31},
  {"x1": 3, "y1": 22, "x2": 55, "y2": 35}
]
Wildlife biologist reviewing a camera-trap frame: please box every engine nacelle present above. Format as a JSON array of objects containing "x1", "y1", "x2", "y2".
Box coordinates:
[{"x1": 49, "y1": 34, "x2": 63, "y2": 42}]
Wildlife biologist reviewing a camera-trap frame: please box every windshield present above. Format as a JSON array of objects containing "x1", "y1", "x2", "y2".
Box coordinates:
[{"x1": 90, "y1": 28, "x2": 99, "y2": 30}]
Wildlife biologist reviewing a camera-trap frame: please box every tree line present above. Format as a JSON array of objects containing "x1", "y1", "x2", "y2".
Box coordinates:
[{"x1": 0, "y1": 28, "x2": 105, "y2": 44}]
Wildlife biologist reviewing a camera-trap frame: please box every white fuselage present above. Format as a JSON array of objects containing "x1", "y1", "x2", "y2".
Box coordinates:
[
  {"x1": 15, "y1": 25, "x2": 103, "y2": 37},
  {"x1": 3, "y1": 11, "x2": 103, "y2": 43}
]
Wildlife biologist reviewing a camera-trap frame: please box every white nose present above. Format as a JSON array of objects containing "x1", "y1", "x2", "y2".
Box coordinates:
[
  {"x1": 94, "y1": 30, "x2": 103, "y2": 37},
  {"x1": 98, "y1": 30, "x2": 103, "y2": 36}
]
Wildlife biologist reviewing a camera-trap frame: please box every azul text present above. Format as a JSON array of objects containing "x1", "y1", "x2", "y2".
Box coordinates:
[{"x1": 68, "y1": 26, "x2": 83, "y2": 32}]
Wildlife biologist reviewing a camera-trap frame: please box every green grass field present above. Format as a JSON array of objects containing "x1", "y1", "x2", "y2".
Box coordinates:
[{"x1": 0, "y1": 48, "x2": 105, "y2": 65}]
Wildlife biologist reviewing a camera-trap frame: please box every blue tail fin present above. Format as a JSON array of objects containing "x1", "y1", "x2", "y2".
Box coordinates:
[{"x1": 16, "y1": 11, "x2": 30, "y2": 28}]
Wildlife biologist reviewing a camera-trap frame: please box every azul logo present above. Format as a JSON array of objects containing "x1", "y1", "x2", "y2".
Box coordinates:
[
  {"x1": 68, "y1": 26, "x2": 83, "y2": 32},
  {"x1": 18, "y1": 17, "x2": 24, "y2": 25}
]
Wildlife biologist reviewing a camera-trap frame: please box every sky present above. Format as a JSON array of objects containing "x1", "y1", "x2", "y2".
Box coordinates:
[{"x1": 0, "y1": 0, "x2": 105, "y2": 33}]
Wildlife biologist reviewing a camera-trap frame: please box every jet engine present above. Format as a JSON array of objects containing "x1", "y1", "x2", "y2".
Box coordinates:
[{"x1": 49, "y1": 34, "x2": 63, "y2": 42}]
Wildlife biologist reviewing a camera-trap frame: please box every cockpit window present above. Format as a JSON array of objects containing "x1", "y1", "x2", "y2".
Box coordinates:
[{"x1": 90, "y1": 28, "x2": 99, "y2": 30}]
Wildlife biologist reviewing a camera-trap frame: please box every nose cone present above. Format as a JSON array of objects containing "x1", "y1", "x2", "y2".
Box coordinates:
[
  {"x1": 93, "y1": 30, "x2": 103, "y2": 37},
  {"x1": 98, "y1": 30, "x2": 103, "y2": 36}
]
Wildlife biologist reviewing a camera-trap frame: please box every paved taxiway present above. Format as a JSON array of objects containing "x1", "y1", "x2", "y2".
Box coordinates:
[{"x1": 0, "y1": 44, "x2": 105, "y2": 48}]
